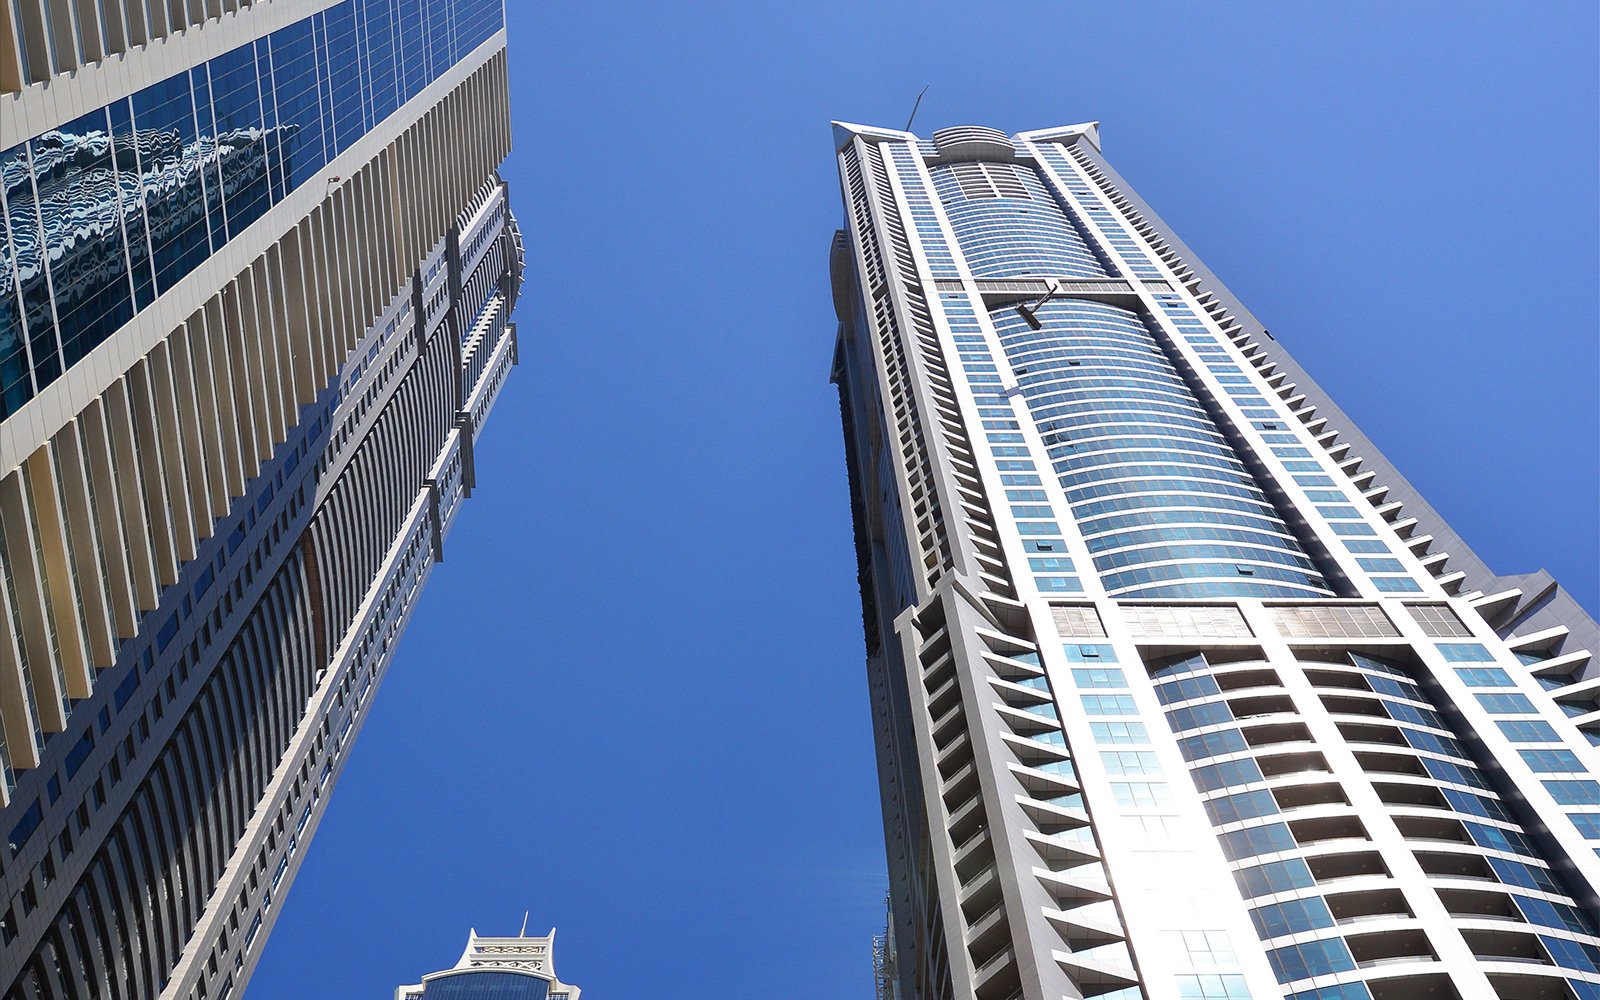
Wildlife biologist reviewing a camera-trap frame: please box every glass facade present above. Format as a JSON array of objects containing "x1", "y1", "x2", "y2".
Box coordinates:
[
  {"x1": 0, "y1": 0, "x2": 504, "y2": 419},
  {"x1": 990, "y1": 297, "x2": 1330, "y2": 599},
  {"x1": 419, "y1": 972, "x2": 552, "y2": 1000}
]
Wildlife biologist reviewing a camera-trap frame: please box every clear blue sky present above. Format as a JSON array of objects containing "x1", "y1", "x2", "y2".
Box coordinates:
[{"x1": 248, "y1": 3, "x2": 1598, "y2": 996}]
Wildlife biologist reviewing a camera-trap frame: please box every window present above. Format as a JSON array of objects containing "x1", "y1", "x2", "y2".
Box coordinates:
[
  {"x1": 1437, "y1": 643, "x2": 1494, "y2": 662},
  {"x1": 1112, "y1": 782, "x2": 1171, "y2": 807},
  {"x1": 1488, "y1": 857, "x2": 1562, "y2": 894},
  {"x1": 1568, "y1": 814, "x2": 1600, "y2": 839},
  {"x1": 1156, "y1": 675, "x2": 1221, "y2": 705},
  {"x1": 1520, "y1": 749, "x2": 1585, "y2": 773},
  {"x1": 1251, "y1": 897, "x2": 1334, "y2": 938},
  {"x1": 1192, "y1": 759, "x2": 1264, "y2": 792},
  {"x1": 1219, "y1": 822, "x2": 1297, "y2": 861},
  {"x1": 1497, "y1": 720, "x2": 1561, "y2": 743},
  {"x1": 1081, "y1": 695, "x2": 1138, "y2": 716},
  {"x1": 1408, "y1": 603, "x2": 1472, "y2": 638},
  {"x1": 1544, "y1": 781, "x2": 1600, "y2": 807},
  {"x1": 1072, "y1": 667, "x2": 1127, "y2": 688},
  {"x1": 1065, "y1": 644, "x2": 1117, "y2": 662},
  {"x1": 1168, "y1": 702, "x2": 1235, "y2": 731},
  {"x1": 1168, "y1": 929, "x2": 1238, "y2": 968},
  {"x1": 1234, "y1": 858, "x2": 1314, "y2": 898},
  {"x1": 1179, "y1": 729, "x2": 1249, "y2": 761},
  {"x1": 1204, "y1": 789, "x2": 1279, "y2": 825},
  {"x1": 1288, "y1": 986, "x2": 1372, "y2": 1000},
  {"x1": 1267, "y1": 938, "x2": 1355, "y2": 983},
  {"x1": 1372, "y1": 577, "x2": 1422, "y2": 593},
  {"x1": 1456, "y1": 667, "x2": 1513, "y2": 687},
  {"x1": 1090, "y1": 721, "x2": 1150, "y2": 744},
  {"x1": 1476, "y1": 693, "x2": 1536, "y2": 714},
  {"x1": 1100, "y1": 751, "x2": 1161, "y2": 776}
]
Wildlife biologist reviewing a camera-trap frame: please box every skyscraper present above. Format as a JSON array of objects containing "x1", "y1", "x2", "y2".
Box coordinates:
[
  {"x1": 395, "y1": 927, "x2": 582, "y2": 1000},
  {"x1": 0, "y1": 3, "x2": 520, "y2": 997},
  {"x1": 830, "y1": 122, "x2": 1599, "y2": 1000}
]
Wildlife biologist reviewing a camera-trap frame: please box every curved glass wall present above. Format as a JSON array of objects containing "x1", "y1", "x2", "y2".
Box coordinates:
[
  {"x1": 929, "y1": 161, "x2": 1109, "y2": 279},
  {"x1": 988, "y1": 298, "x2": 1330, "y2": 598},
  {"x1": 0, "y1": 0, "x2": 505, "y2": 419},
  {"x1": 419, "y1": 971, "x2": 552, "y2": 1000}
]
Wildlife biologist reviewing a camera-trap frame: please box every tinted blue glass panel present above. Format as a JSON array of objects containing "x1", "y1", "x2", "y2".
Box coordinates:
[
  {"x1": 132, "y1": 74, "x2": 214, "y2": 296},
  {"x1": 1168, "y1": 702, "x2": 1235, "y2": 731},
  {"x1": 1251, "y1": 896, "x2": 1334, "y2": 938},
  {"x1": 1542, "y1": 936, "x2": 1600, "y2": 974},
  {"x1": 397, "y1": 0, "x2": 430, "y2": 101},
  {"x1": 1192, "y1": 758, "x2": 1264, "y2": 792},
  {"x1": 1204, "y1": 788, "x2": 1279, "y2": 825},
  {"x1": 323, "y1": 5, "x2": 366, "y2": 157},
  {"x1": 30, "y1": 107, "x2": 138, "y2": 374},
  {"x1": 361, "y1": 0, "x2": 401, "y2": 127},
  {"x1": 5, "y1": 142, "x2": 59, "y2": 392},
  {"x1": 0, "y1": 0, "x2": 505, "y2": 421},
  {"x1": 190, "y1": 67, "x2": 231, "y2": 252},
  {"x1": 1516, "y1": 895, "x2": 1599, "y2": 935},
  {"x1": 419, "y1": 972, "x2": 551, "y2": 1000},
  {"x1": 1489, "y1": 857, "x2": 1563, "y2": 894},
  {"x1": 267, "y1": 15, "x2": 329, "y2": 197},
  {"x1": 1267, "y1": 938, "x2": 1355, "y2": 983},
  {"x1": 1289, "y1": 985, "x2": 1371, "y2": 1000},
  {"x1": 0, "y1": 141, "x2": 31, "y2": 413},
  {"x1": 1178, "y1": 728, "x2": 1248, "y2": 761},
  {"x1": 1234, "y1": 858, "x2": 1314, "y2": 898},
  {"x1": 210, "y1": 43, "x2": 274, "y2": 238},
  {"x1": 1218, "y1": 822, "x2": 1296, "y2": 861},
  {"x1": 1545, "y1": 781, "x2": 1600, "y2": 806},
  {"x1": 106, "y1": 98, "x2": 156, "y2": 312}
]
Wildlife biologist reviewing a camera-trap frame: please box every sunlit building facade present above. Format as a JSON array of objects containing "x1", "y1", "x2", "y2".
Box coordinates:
[
  {"x1": 830, "y1": 122, "x2": 1600, "y2": 1000},
  {"x1": 0, "y1": 2, "x2": 521, "y2": 997},
  {"x1": 395, "y1": 927, "x2": 582, "y2": 1000}
]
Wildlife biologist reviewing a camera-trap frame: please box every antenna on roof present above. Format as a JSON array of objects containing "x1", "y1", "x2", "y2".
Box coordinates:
[
  {"x1": 520, "y1": 911, "x2": 530, "y2": 937},
  {"x1": 904, "y1": 85, "x2": 929, "y2": 133}
]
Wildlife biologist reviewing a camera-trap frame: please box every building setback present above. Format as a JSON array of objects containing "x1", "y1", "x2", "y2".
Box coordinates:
[
  {"x1": 0, "y1": 2, "x2": 521, "y2": 997},
  {"x1": 830, "y1": 122, "x2": 1599, "y2": 1000}
]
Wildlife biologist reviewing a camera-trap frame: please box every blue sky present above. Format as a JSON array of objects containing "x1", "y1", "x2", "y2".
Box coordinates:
[{"x1": 248, "y1": 3, "x2": 1597, "y2": 997}]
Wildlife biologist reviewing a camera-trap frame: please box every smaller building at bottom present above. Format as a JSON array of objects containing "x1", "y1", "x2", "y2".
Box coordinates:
[{"x1": 395, "y1": 927, "x2": 582, "y2": 1000}]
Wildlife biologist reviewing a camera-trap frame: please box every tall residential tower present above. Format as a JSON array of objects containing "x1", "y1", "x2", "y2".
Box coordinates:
[
  {"x1": 0, "y1": 3, "x2": 521, "y2": 997},
  {"x1": 831, "y1": 122, "x2": 1599, "y2": 1000}
]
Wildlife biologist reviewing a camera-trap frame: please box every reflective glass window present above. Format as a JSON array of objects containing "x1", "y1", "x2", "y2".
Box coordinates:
[
  {"x1": 1233, "y1": 858, "x2": 1314, "y2": 898},
  {"x1": 1251, "y1": 896, "x2": 1334, "y2": 938},
  {"x1": 1218, "y1": 822, "x2": 1296, "y2": 861}
]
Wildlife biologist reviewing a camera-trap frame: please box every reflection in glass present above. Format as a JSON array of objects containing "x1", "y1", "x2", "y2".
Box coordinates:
[
  {"x1": 32, "y1": 108, "x2": 137, "y2": 371},
  {"x1": 0, "y1": 0, "x2": 507, "y2": 420}
]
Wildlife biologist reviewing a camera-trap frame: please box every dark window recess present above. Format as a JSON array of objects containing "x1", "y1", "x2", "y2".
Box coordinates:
[
  {"x1": 64, "y1": 732, "x2": 94, "y2": 777},
  {"x1": 7, "y1": 801, "x2": 43, "y2": 855},
  {"x1": 196, "y1": 565, "x2": 215, "y2": 596},
  {"x1": 114, "y1": 669, "x2": 140, "y2": 710},
  {"x1": 156, "y1": 614, "x2": 180, "y2": 651}
]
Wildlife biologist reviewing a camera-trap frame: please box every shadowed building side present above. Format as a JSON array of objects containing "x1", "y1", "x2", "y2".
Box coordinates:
[{"x1": 0, "y1": 3, "x2": 524, "y2": 998}]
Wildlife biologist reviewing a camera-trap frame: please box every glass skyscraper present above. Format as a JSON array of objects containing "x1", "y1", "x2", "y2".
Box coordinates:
[
  {"x1": 0, "y1": 3, "x2": 520, "y2": 997},
  {"x1": 830, "y1": 122, "x2": 1599, "y2": 1000}
]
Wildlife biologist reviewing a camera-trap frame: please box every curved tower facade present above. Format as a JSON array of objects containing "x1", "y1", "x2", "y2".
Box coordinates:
[
  {"x1": 0, "y1": 3, "x2": 522, "y2": 997},
  {"x1": 831, "y1": 121, "x2": 1600, "y2": 1000}
]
